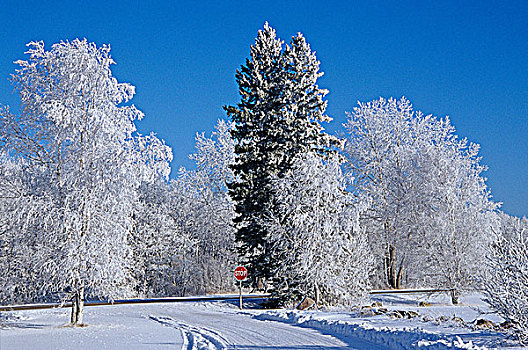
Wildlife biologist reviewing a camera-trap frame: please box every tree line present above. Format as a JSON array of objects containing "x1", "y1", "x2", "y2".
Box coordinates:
[{"x1": 0, "y1": 24, "x2": 526, "y2": 342}]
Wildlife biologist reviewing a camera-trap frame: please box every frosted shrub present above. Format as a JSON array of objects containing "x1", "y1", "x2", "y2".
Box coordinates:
[{"x1": 483, "y1": 216, "x2": 528, "y2": 343}]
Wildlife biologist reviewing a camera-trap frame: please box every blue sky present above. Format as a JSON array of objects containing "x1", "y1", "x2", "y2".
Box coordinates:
[{"x1": 1, "y1": 1, "x2": 526, "y2": 217}]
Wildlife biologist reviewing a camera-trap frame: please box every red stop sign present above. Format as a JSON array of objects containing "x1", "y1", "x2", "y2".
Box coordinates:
[{"x1": 234, "y1": 266, "x2": 248, "y2": 281}]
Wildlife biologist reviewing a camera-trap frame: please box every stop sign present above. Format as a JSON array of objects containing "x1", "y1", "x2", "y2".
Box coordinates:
[{"x1": 234, "y1": 266, "x2": 248, "y2": 281}]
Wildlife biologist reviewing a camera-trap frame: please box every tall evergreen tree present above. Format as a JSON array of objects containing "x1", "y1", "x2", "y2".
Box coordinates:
[{"x1": 224, "y1": 23, "x2": 338, "y2": 287}]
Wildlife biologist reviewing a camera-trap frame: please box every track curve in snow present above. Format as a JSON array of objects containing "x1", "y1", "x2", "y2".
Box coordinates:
[
  {"x1": 147, "y1": 303, "x2": 363, "y2": 349},
  {"x1": 149, "y1": 315, "x2": 228, "y2": 350}
]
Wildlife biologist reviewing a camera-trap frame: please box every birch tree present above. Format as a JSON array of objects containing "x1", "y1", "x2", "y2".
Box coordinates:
[
  {"x1": 130, "y1": 178, "x2": 191, "y2": 297},
  {"x1": 175, "y1": 119, "x2": 236, "y2": 294},
  {"x1": 412, "y1": 125, "x2": 498, "y2": 302},
  {"x1": 344, "y1": 97, "x2": 497, "y2": 297},
  {"x1": 0, "y1": 39, "x2": 172, "y2": 324},
  {"x1": 344, "y1": 97, "x2": 421, "y2": 288}
]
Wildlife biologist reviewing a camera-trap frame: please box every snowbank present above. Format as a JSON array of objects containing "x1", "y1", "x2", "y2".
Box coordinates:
[{"x1": 254, "y1": 310, "x2": 493, "y2": 350}]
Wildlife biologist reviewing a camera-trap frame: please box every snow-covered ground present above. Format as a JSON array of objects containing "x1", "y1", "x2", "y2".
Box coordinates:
[
  {"x1": 0, "y1": 293, "x2": 524, "y2": 349},
  {"x1": 251, "y1": 293, "x2": 523, "y2": 350},
  {"x1": 0, "y1": 301, "x2": 352, "y2": 349}
]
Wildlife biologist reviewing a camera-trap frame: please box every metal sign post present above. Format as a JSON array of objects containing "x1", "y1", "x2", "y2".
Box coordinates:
[
  {"x1": 234, "y1": 266, "x2": 248, "y2": 309},
  {"x1": 239, "y1": 279, "x2": 242, "y2": 309}
]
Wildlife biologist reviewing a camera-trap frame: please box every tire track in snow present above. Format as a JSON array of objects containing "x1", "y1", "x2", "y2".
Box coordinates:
[{"x1": 149, "y1": 315, "x2": 229, "y2": 350}]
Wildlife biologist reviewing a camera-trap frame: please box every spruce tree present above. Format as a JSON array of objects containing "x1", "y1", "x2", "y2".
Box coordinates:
[{"x1": 224, "y1": 23, "x2": 338, "y2": 288}]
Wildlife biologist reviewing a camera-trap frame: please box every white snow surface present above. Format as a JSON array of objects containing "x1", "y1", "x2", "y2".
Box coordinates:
[{"x1": 0, "y1": 293, "x2": 524, "y2": 349}]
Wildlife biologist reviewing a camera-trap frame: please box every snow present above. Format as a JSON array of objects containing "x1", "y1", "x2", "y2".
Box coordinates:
[
  {"x1": 0, "y1": 305, "x2": 184, "y2": 349},
  {"x1": 0, "y1": 301, "x2": 350, "y2": 349},
  {"x1": 250, "y1": 293, "x2": 521, "y2": 350},
  {"x1": 1, "y1": 293, "x2": 524, "y2": 349}
]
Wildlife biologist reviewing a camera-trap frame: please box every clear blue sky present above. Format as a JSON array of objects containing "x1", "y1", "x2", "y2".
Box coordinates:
[{"x1": 1, "y1": 1, "x2": 526, "y2": 217}]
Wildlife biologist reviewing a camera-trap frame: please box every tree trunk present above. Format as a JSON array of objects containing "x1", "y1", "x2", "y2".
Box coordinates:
[
  {"x1": 70, "y1": 287, "x2": 84, "y2": 325},
  {"x1": 314, "y1": 283, "x2": 320, "y2": 307},
  {"x1": 385, "y1": 244, "x2": 396, "y2": 288},
  {"x1": 396, "y1": 256, "x2": 405, "y2": 289},
  {"x1": 450, "y1": 289, "x2": 460, "y2": 305},
  {"x1": 77, "y1": 287, "x2": 84, "y2": 324},
  {"x1": 70, "y1": 293, "x2": 78, "y2": 324},
  {"x1": 385, "y1": 244, "x2": 405, "y2": 289}
]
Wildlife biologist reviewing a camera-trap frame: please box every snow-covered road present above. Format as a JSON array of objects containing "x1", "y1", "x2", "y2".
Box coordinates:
[
  {"x1": 0, "y1": 295, "x2": 514, "y2": 349},
  {"x1": 0, "y1": 301, "x2": 373, "y2": 349},
  {"x1": 147, "y1": 301, "x2": 385, "y2": 349}
]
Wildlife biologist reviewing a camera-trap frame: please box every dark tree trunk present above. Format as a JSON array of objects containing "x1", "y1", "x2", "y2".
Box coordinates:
[
  {"x1": 450, "y1": 289, "x2": 460, "y2": 305},
  {"x1": 70, "y1": 294, "x2": 77, "y2": 324},
  {"x1": 385, "y1": 244, "x2": 404, "y2": 289},
  {"x1": 70, "y1": 287, "x2": 84, "y2": 325}
]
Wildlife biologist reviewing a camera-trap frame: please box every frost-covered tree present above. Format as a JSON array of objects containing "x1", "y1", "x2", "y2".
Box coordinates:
[
  {"x1": 344, "y1": 97, "x2": 497, "y2": 297},
  {"x1": 124, "y1": 121, "x2": 235, "y2": 298},
  {"x1": 267, "y1": 153, "x2": 372, "y2": 306},
  {"x1": 0, "y1": 156, "x2": 41, "y2": 303},
  {"x1": 482, "y1": 213, "x2": 528, "y2": 344},
  {"x1": 225, "y1": 23, "x2": 338, "y2": 286},
  {"x1": 174, "y1": 119, "x2": 236, "y2": 295},
  {"x1": 412, "y1": 124, "x2": 498, "y2": 303},
  {"x1": 130, "y1": 178, "x2": 191, "y2": 298},
  {"x1": 344, "y1": 97, "x2": 425, "y2": 288},
  {"x1": 0, "y1": 39, "x2": 172, "y2": 324}
]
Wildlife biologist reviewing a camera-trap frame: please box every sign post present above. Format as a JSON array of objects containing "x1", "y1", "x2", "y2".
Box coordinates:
[{"x1": 234, "y1": 266, "x2": 248, "y2": 309}]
